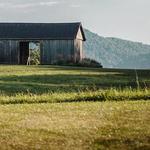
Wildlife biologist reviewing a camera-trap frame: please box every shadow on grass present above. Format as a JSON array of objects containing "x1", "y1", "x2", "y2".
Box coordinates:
[
  {"x1": 1, "y1": 90, "x2": 150, "y2": 105},
  {"x1": 93, "y1": 136, "x2": 150, "y2": 150},
  {"x1": 0, "y1": 68, "x2": 149, "y2": 96}
]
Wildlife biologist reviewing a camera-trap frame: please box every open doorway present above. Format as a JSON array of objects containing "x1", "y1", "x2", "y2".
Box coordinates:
[
  {"x1": 29, "y1": 42, "x2": 40, "y2": 65},
  {"x1": 19, "y1": 42, "x2": 29, "y2": 65},
  {"x1": 19, "y1": 41, "x2": 40, "y2": 65}
]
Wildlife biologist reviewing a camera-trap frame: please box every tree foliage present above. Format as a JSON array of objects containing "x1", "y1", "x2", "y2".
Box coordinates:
[{"x1": 84, "y1": 29, "x2": 150, "y2": 69}]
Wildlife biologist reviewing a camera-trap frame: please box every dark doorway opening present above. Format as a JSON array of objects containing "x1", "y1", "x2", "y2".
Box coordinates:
[{"x1": 19, "y1": 42, "x2": 29, "y2": 65}]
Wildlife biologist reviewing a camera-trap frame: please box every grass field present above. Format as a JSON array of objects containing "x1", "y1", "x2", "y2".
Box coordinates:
[
  {"x1": 0, "y1": 65, "x2": 149, "y2": 104},
  {"x1": 0, "y1": 65, "x2": 150, "y2": 150}
]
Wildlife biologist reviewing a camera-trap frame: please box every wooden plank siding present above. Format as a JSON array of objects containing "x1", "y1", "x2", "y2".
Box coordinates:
[
  {"x1": 41, "y1": 26, "x2": 84, "y2": 64},
  {"x1": 74, "y1": 27, "x2": 84, "y2": 62},
  {"x1": 0, "y1": 22, "x2": 86, "y2": 65},
  {"x1": 0, "y1": 40, "x2": 18, "y2": 64},
  {"x1": 41, "y1": 40, "x2": 75, "y2": 64},
  {"x1": 74, "y1": 39, "x2": 83, "y2": 62},
  {"x1": 0, "y1": 39, "x2": 83, "y2": 65}
]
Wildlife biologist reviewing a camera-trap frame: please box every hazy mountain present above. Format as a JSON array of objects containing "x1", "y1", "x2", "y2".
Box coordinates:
[{"x1": 84, "y1": 29, "x2": 150, "y2": 69}]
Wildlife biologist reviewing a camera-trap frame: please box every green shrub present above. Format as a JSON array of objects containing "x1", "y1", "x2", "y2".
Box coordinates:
[
  {"x1": 54, "y1": 58, "x2": 103, "y2": 68},
  {"x1": 30, "y1": 49, "x2": 40, "y2": 65},
  {"x1": 79, "y1": 58, "x2": 103, "y2": 68}
]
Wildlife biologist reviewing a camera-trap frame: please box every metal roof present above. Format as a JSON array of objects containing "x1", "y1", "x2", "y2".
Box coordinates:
[{"x1": 0, "y1": 22, "x2": 86, "y2": 41}]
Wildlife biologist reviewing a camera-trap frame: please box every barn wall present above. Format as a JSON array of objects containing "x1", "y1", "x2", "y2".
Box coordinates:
[
  {"x1": 74, "y1": 39, "x2": 83, "y2": 62},
  {"x1": 0, "y1": 39, "x2": 84, "y2": 65},
  {"x1": 74, "y1": 27, "x2": 84, "y2": 62},
  {"x1": 0, "y1": 40, "x2": 19, "y2": 64},
  {"x1": 41, "y1": 40, "x2": 74, "y2": 64}
]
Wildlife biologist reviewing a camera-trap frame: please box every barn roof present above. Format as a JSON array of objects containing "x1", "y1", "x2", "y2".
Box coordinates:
[{"x1": 0, "y1": 22, "x2": 86, "y2": 41}]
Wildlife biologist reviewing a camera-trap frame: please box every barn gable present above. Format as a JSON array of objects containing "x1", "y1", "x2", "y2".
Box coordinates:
[
  {"x1": 76, "y1": 27, "x2": 83, "y2": 40},
  {"x1": 76, "y1": 24, "x2": 86, "y2": 41}
]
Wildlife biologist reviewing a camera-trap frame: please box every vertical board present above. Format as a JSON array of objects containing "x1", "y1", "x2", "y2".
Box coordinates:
[
  {"x1": 0, "y1": 41, "x2": 6, "y2": 63},
  {"x1": 10, "y1": 40, "x2": 19, "y2": 64},
  {"x1": 0, "y1": 39, "x2": 83, "y2": 65},
  {"x1": 42, "y1": 40, "x2": 74, "y2": 64},
  {"x1": 74, "y1": 39, "x2": 83, "y2": 62},
  {"x1": 0, "y1": 40, "x2": 18, "y2": 64}
]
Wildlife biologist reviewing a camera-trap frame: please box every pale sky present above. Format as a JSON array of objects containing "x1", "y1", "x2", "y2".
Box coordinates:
[{"x1": 0, "y1": 0, "x2": 150, "y2": 44}]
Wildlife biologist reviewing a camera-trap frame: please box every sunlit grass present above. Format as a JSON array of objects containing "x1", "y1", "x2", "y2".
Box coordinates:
[
  {"x1": 0, "y1": 65, "x2": 149, "y2": 150},
  {"x1": 0, "y1": 88, "x2": 149, "y2": 105},
  {"x1": 0, "y1": 101, "x2": 150, "y2": 150}
]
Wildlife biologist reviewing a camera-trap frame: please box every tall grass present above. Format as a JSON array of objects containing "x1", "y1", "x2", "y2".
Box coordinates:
[
  {"x1": 135, "y1": 69, "x2": 140, "y2": 90},
  {"x1": 0, "y1": 88, "x2": 149, "y2": 105}
]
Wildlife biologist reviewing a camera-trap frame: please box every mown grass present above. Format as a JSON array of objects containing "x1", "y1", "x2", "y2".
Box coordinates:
[
  {"x1": 0, "y1": 65, "x2": 149, "y2": 150},
  {"x1": 0, "y1": 66, "x2": 149, "y2": 95},
  {"x1": 0, "y1": 65, "x2": 149, "y2": 104},
  {"x1": 0, "y1": 101, "x2": 150, "y2": 150}
]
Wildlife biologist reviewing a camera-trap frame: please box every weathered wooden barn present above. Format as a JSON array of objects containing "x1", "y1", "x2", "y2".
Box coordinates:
[{"x1": 0, "y1": 22, "x2": 86, "y2": 65}]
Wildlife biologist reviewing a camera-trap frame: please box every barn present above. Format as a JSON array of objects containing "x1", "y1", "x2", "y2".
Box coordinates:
[{"x1": 0, "y1": 22, "x2": 86, "y2": 65}]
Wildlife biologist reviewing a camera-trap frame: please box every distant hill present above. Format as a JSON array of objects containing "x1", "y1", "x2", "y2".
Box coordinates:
[{"x1": 84, "y1": 29, "x2": 150, "y2": 69}]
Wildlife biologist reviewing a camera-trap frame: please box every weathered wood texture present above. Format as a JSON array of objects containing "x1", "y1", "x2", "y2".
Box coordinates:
[
  {"x1": 41, "y1": 28, "x2": 84, "y2": 64},
  {"x1": 0, "y1": 39, "x2": 83, "y2": 65},
  {"x1": 41, "y1": 40, "x2": 74, "y2": 64},
  {"x1": 74, "y1": 39, "x2": 83, "y2": 62},
  {"x1": 74, "y1": 27, "x2": 84, "y2": 62},
  {"x1": 0, "y1": 22, "x2": 86, "y2": 65},
  {"x1": 0, "y1": 40, "x2": 18, "y2": 64}
]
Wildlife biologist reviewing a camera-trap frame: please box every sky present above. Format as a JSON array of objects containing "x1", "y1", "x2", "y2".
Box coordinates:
[{"x1": 0, "y1": 0, "x2": 150, "y2": 44}]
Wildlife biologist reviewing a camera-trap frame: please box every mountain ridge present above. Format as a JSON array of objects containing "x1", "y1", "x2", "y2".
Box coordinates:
[{"x1": 83, "y1": 29, "x2": 150, "y2": 69}]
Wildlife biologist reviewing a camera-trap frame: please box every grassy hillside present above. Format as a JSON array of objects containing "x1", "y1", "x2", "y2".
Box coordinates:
[
  {"x1": 0, "y1": 65, "x2": 149, "y2": 150},
  {"x1": 84, "y1": 29, "x2": 150, "y2": 69}
]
